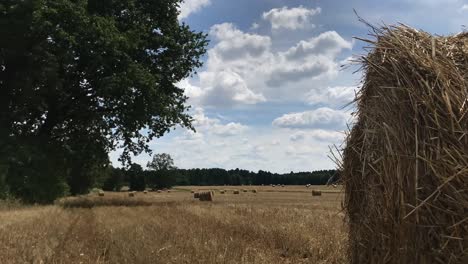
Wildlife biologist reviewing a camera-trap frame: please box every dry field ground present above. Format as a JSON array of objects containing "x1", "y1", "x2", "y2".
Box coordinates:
[{"x1": 0, "y1": 185, "x2": 347, "y2": 264}]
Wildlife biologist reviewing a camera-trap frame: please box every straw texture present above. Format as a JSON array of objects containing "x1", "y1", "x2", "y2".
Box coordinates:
[{"x1": 342, "y1": 24, "x2": 468, "y2": 264}]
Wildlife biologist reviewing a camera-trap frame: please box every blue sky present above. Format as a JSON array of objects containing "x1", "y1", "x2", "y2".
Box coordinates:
[{"x1": 111, "y1": 0, "x2": 468, "y2": 173}]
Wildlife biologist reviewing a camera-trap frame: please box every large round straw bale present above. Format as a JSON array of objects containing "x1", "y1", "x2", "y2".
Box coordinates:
[
  {"x1": 251, "y1": 189, "x2": 257, "y2": 193},
  {"x1": 311, "y1": 190, "x2": 321, "y2": 196},
  {"x1": 233, "y1": 190, "x2": 240, "y2": 194},
  {"x1": 198, "y1": 191, "x2": 213, "y2": 202},
  {"x1": 220, "y1": 190, "x2": 225, "y2": 194},
  {"x1": 98, "y1": 190, "x2": 104, "y2": 197},
  {"x1": 242, "y1": 189, "x2": 247, "y2": 192},
  {"x1": 128, "y1": 192, "x2": 135, "y2": 197},
  {"x1": 194, "y1": 192, "x2": 200, "y2": 199},
  {"x1": 143, "y1": 190, "x2": 148, "y2": 194},
  {"x1": 342, "y1": 24, "x2": 468, "y2": 264},
  {"x1": 156, "y1": 190, "x2": 162, "y2": 193},
  {"x1": 191, "y1": 190, "x2": 195, "y2": 193}
]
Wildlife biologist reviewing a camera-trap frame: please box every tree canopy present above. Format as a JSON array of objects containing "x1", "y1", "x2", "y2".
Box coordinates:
[
  {"x1": 147, "y1": 153, "x2": 176, "y2": 171},
  {"x1": 0, "y1": 0, "x2": 208, "y2": 203}
]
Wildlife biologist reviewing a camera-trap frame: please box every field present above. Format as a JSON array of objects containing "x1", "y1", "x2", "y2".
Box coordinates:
[{"x1": 0, "y1": 185, "x2": 347, "y2": 264}]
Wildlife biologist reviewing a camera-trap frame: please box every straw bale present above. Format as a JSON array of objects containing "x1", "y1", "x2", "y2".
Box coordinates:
[
  {"x1": 341, "y1": 24, "x2": 468, "y2": 264},
  {"x1": 311, "y1": 190, "x2": 322, "y2": 196}
]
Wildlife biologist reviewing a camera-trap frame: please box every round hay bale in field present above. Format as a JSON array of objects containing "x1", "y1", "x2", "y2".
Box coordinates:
[
  {"x1": 341, "y1": 24, "x2": 468, "y2": 264},
  {"x1": 128, "y1": 192, "x2": 135, "y2": 197},
  {"x1": 233, "y1": 190, "x2": 240, "y2": 194},
  {"x1": 143, "y1": 190, "x2": 148, "y2": 194},
  {"x1": 252, "y1": 189, "x2": 257, "y2": 193},
  {"x1": 98, "y1": 191, "x2": 104, "y2": 197},
  {"x1": 156, "y1": 190, "x2": 162, "y2": 193},
  {"x1": 311, "y1": 190, "x2": 321, "y2": 196},
  {"x1": 194, "y1": 192, "x2": 200, "y2": 199},
  {"x1": 197, "y1": 191, "x2": 213, "y2": 202},
  {"x1": 191, "y1": 190, "x2": 195, "y2": 193},
  {"x1": 167, "y1": 190, "x2": 171, "y2": 193},
  {"x1": 220, "y1": 190, "x2": 225, "y2": 194},
  {"x1": 242, "y1": 189, "x2": 247, "y2": 192}
]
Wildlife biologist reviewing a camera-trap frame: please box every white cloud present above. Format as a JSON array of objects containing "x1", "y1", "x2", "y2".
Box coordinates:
[
  {"x1": 272, "y1": 107, "x2": 351, "y2": 129},
  {"x1": 180, "y1": 71, "x2": 266, "y2": 107},
  {"x1": 265, "y1": 31, "x2": 353, "y2": 87},
  {"x1": 178, "y1": 0, "x2": 211, "y2": 20},
  {"x1": 212, "y1": 122, "x2": 248, "y2": 136},
  {"x1": 180, "y1": 22, "x2": 352, "y2": 106},
  {"x1": 305, "y1": 86, "x2": 357, "y2": 107},
  {"x1": 192, "y1": 107, "x2": 248, "y2": 136},
  {"x1": 284, "y1": 31, "x2": 353, "y2": 60},
  {"x1": 290, "y1": 131, "x2": 306, "y2": 141},
  {"x1": 460, "y1": 4, "x2": 468, "y2": 11},
  {"x1": 267, "y1": 56, "x2": 337, "y2": 86},
  {"x1": 209, "y1": 23, "x2": 271, "y2": 61},
  {"x1": 250, "y1": 22, "x2": 260, "y2": 30},
  {"x1": 262, "y1": 6, "x2": 321, "y2": 30},
  {"x1": 307, "y1": 129, "x2": 345, "y2": 142}
]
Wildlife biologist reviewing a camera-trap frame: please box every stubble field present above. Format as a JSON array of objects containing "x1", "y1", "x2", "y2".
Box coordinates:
[{"x1": 0, "y1": 185, "x2": 347, "y2": 264}]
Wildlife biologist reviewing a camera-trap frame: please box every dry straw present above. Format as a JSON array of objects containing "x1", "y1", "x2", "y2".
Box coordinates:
[
  {"x1": 197, "y1": 192, "x2": 213, "y2": 202},
  {"x1": 311, "y1": 190, "x2": 322, "y2": 196},
  {"x1": 340, "y1": 22, "x2": 467, "y2": 264}
]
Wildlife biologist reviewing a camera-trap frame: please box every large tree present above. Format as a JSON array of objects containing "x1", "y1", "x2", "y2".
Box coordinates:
[
  {"x1": 147, "y1": 153, "x2": 176, "y2": 171},
  {"x1": 146, "y1": 153, "x2": 177, "y2": 189},
  {"x1": 0, "y1": 0, "x2": 208, "y2": 202}
]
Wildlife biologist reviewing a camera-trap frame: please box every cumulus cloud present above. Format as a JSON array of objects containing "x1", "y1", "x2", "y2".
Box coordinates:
[
  {"x1": 192, "y1": 107, "x2": 248, "y2": 136},
  {"x1": 267, "y1": 57, "x2": 337, "y2": 86},
  {"x1": 290, "y1": 131, "x2": 306, "y2": 141},
  {"x1": 460, "y1": 4, "x2": 468, "y2": 12},
  {"x1": 272, "y1": 107, "x2": 351, "y2": 129},
  {"x1": 266, "y1": 31, "x2": 352, "y2": 87},
  {"x1": 306, "y1": 86, "x2": 357, "y2": 107},
  {"x1": 178, "y1": 0, "x2": 211, "y2": 19},
  {"x1": 290, "y1": 129, "x2": 344, "y2": 143},
  {"x1": 209, "y1": 23, "x2": 271, "y2": 61},
  {"x1": 180, "y1": 23, "x2": 352, "y2": 106},
  {"x1": 263, "y1": 6, "x2": 321, "y2": 30},
  {"x1": 284, "y1": 31, "x2": 353, "y2": 60},
  {"x1": 307, "y1": 129, "x2": 345, "y2": 142},
  {"x1": 179, "y1": 71, "x2": 266, "y2": 107}
]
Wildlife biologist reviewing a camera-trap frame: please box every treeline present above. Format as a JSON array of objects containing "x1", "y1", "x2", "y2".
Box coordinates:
[{"x1": 100, "y1": 166, "x2": 340, "y2": 191}]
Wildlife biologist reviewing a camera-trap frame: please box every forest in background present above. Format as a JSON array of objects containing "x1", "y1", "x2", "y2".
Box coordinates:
[{"x1": 100, "y1": 164, "x2": 339, "y2": 191}]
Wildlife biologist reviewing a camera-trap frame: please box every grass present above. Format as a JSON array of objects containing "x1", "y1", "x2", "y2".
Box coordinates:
[{"x1": 0, "y1": 185, "x2": 347, "y2": 263}]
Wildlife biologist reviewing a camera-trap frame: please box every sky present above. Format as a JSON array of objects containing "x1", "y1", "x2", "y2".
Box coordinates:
[{"x1": 110, "y1": 0, "x2": 467, "y2": 173}]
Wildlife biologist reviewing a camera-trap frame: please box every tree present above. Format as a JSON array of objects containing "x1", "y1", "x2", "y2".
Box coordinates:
[
  {"x1": 127, "y1": 163, "x2": 145, "y2": 191},
  {"x1": 146, "y1": 153, "x2": 177, "y2": 189},
  {"x1": 101, "y1": 166, "x2": 124, "y2": 191},
  {"x1": 0, "y1": 0, "x2": 208, "y2": 202},
  {"x1": 147, "y1": 153, "x2": 176, "y2": 171}
]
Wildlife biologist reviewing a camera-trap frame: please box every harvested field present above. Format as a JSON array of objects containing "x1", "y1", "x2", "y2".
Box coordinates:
[{"x1": 0, "y1": 186, "x2": 346, "y2": 264}]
